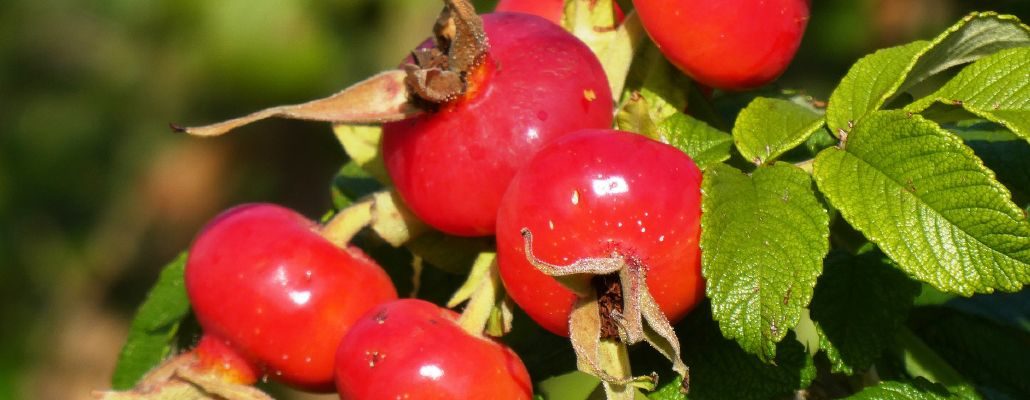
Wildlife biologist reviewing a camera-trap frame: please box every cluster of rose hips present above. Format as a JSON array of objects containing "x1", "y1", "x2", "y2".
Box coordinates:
[{"x1": 112, "y1": 0, "x2": 808, "y2": 398}]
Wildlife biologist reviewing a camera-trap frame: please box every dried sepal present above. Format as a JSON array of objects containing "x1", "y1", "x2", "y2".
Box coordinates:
[
  {"x1": 93, "y1": 353, "x2": 273, "y2": 400},
  {"x1": 403, "y1": 0, "x2": 490, "y2": 104},
  {"x1": 522, "y1": 227, "x2": 691, "y2": 396},
  {"x1": 175, "y1": 70, "x2": 419, "y2": 138}
]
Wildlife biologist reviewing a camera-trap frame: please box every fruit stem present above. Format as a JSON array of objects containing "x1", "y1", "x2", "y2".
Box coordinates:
[
  {"x1": 454, "y1": 253, "x2": 505, "y2": 336},
  {"x1": 598, "y1": 340, "x2": 636, "y2": 400},
  {"x1": 319, "y1": 197, "x2": 374, "y2": 246}
]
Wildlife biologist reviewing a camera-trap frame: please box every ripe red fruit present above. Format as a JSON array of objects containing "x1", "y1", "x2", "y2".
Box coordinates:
[
  {"x1": 633, "y1": 0, "x2": 810, "y2": 90},
  {"x1": 496, "y1": 129, "x2": 704, "y2": 336},
  {"x1": 495, "y1": 0, "x2": 624, "y2": 25},
  {"x1": 185, "y1": 203, "x2": 397, "y2": 391},
  {"x1": 382, "y1": 12, "x2": 614, "y2": 237},
  {"x1": 335, "y1": 299, "x2": 533, "y2": 400}
]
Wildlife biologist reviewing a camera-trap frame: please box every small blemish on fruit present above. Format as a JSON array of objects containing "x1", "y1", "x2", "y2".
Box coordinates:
[
  {"x1": 304, "y1": 356, "x2": 312, "y2": 363},
  {"x1": 583, "y1": 89, "x2": 597, "y2": 101},
  {"x1": 641, "y1": 227, "x2": 646, "y2": 233},
  {"x1": 374, "y1": 309, "x2": 389, "y2": 324},
  {"x1": 537, "y1": 110, "x2": 549, "y2": 121},
  {"x1": 658, "y1": 235, "x2": 665, "y2": 242},
  {"x1": 274, "y1": 370, "x2": 282, "y2": 377},
  {"x1": 548, "y1": 220, "x2": 555, "y2": 230},
  {"x1": 281, "y1": 354, "x2": 289, "y2": 360},
  {"x1": 366, "y1": 351, "x2": 385, "y2": 368},
  {"x1": 304, "y1": 270, "x2": 313, "y2": 280},
  {"x1": 571, "y1": 190, "x2": 581, "y2": 205}
]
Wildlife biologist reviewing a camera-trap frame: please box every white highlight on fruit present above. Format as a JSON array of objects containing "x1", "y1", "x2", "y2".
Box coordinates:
[
  {"x1": 591, "y1": 176, "x2": 628, "y2": 196},
  {"x1": 419, "y1": 364, "x2": 444, "y2": 380},
  {"x1": 289, "y1": 290, "x2": 311, "y2": 305}
]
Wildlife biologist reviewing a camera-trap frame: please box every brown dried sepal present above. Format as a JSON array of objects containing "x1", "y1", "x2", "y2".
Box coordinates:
[
  {"x1": 403, "y1": 0, "x2": 489, "y2": 104},
  {"x1": 92, "y1": 353, "x2": 273, "y2": 400},
  {"x1": 521, "y1": 228, "x2": 691, "y2": 396}
]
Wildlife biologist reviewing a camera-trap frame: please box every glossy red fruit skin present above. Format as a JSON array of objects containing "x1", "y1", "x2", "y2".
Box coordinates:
[
  {"x1": 633, "y1": 0, "x2": 810, "y2": 90},
  {"x1": 495, "y1": 0, "x2": 624, "y2": 25},
  {"x1": 382, "y1": 12, "x2": 614, "y2": 237},
  {"x1": 186, "y1": 204, "x2": 397, "y2": 391},
  {"x1": 496, "y1": 129, "x2": 704, "y2": 336},
  {"x1": 335, "y1": 299, "x2": 533, "y2": 400}
]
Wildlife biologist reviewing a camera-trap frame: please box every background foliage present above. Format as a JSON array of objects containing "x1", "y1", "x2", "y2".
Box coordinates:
[{"x1": 0, "y1": 0, "x2": 1027, "y2": 399}]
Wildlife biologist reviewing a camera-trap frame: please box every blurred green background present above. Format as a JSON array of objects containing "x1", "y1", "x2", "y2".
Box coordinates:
[{"x1": 0, "y1": 0, "x2": 1025, "y2": 399}]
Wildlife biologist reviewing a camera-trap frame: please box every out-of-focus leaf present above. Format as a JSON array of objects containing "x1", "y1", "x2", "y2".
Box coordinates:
[
  {"x1": 811, "y1": 250, "x2": 920, "y2": 374},
  {"x1": 647, "y1": 306, "x2": 816, "y2": 400},
  {"x1": 111, "y1": 254, "x2": 191, "y2": 389}
]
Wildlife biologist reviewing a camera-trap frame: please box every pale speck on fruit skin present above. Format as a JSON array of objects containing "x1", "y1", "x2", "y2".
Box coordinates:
[{"x1": 571, "y1": 190, "x2": 581, "y2": 205}]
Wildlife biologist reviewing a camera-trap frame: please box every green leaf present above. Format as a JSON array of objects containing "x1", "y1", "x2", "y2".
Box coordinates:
[
  {"x1": 563, "y1": 1, "x2": 647, "y2": 97},
  {"x1": 846, "y1": 379, "x2": 967, "y2": 400},
  {"x1": 912, "y1": 307, "x2": 1030, "y2": 399},
  {"x1": 536, "y1": 370, "x2": 601, "y2": 400},
  {"x1": 331, "y1": 161, "x2": 384, "y2": 210},
  {"x1": 827, "y1": 12, "x2": 1030, "y2": 135},
  {"x1": 732, "y1": 97, "x2": 825, "y2": 165},
  {"x1": 621, "y1": 43, "x2": 693, "y2": 124},
  {"x1": 647, "y1": 306, "x2": 816, "y2": 400},
  {"x1": 658, "y1": 113, "x2": 732, "y2": 169},
  {"x1": 111, "y1": 254, "x2": 191, "y2": 389},
  {"x1": 907, "y1": 47, "x2": 1030, "y2": 142},
  {"x1": 827, "y1": 41, "x2": 928, "y2": 134},
  {"x1": 332, "y1": 123, "x2": 392, "y2": 184},
  {"x1": 700, "y1": 163, "x2": 830, "y2": 361},
  {"x1": 813, "y1": 111, "x2": 1030, "y2": 295},
  {"x1": 810, "y1": 250, "x2": 921, "y2": 374},
  {"x1": 899, "y1": 12, "x2": 1030, "y2": 93}
]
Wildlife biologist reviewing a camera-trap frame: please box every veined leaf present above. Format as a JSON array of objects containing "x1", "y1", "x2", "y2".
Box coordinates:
[
  {"x1": 827, "y1": 12, "x2": 1030, "y2": 135},
  {"x1": 907, "y1": 47, "x2": 1030, "y2": 142},
  {"x1": 899, "y1": 12, "x2": 1030, "y2": 93},
  {"x1": 813, "y1": 111, "x2": 1030, "y2": 295},
  {"x1": 827, "y1": 41, "x2": 928, "y2": 135},
  {"x1": 811, "y1": 250, "x2": 921, "y2": 374},
  {"x1": 111, "y1": 254, "x2": 191, "y2": 389},
  {"x1": 733, "y1": 97, "x2": 825, "y2": 165},
  {"x1": 846, "y1": 379, "x2": 970, "y2": 400},
  {"x1": 658, "y1": 113, "x2": 732, "y2": 169},
  {"x1": 701, "y1": 163, "x2": 829, "y2": 361}
]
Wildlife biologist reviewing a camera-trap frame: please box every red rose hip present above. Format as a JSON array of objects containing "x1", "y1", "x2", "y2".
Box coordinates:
[
  {"x1": 382, "y1": 12, "x2": 614, "y2": 237},
  {"x1": 186, "y1": 203, "x2": 397, "y2": 391},
  {"x1": 496, "y1": 129, "x2": 704, "y2": 336},
  {"x1": 335, "y1": 299, "x2": 532, "y2": 400},
  {"x1": 633, "y1": 0, "x2": 810, "y2": 90}
]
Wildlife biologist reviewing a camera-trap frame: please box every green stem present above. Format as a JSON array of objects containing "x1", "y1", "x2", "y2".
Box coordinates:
[
  {"x1": 456, "y1": 257, "x2": 504, "y2": 336},
  {"x1": 894, "y1": 327, "x2": 968, "y2": 388},
  {"x1": 319, "y1": 196, "x2": 374, "y2": 246}
]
